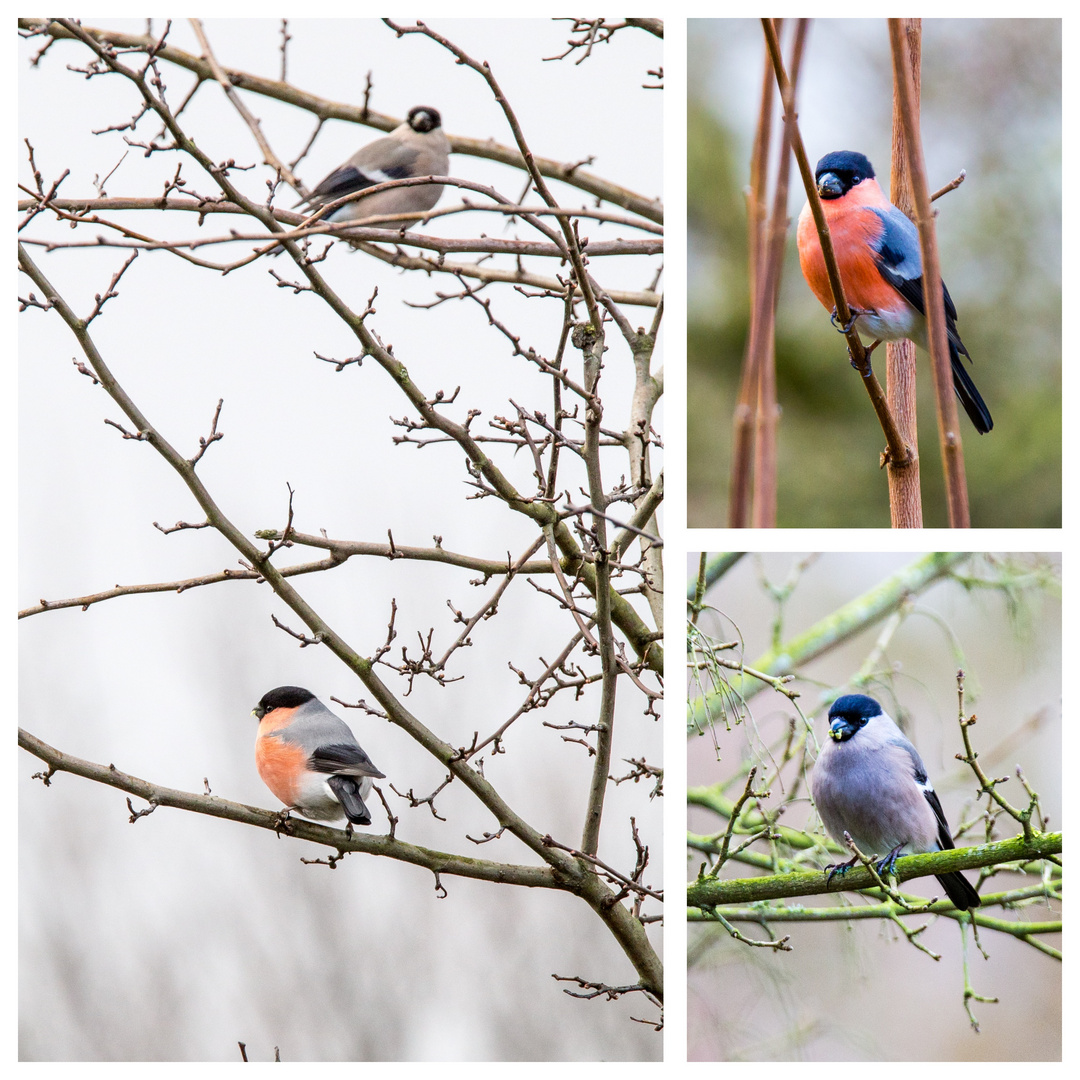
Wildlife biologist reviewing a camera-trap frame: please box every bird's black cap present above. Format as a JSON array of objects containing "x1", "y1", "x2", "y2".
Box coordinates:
[
  {"x1": 254, "y1": 685, "x2": 315, "y2": 719},
  {"x1": 815, "y1": 151, "x2": 876, "y2": 183},
  {"x1": 829, "y1": 694, "x2": 883, "y2": 721}
]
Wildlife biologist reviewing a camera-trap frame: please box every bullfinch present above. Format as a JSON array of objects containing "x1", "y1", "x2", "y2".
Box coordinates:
[
  {"x1": 301, "y1": 105, "x2": 450, "y2": 224},
  {"x1": 252, "y1": 686, "x2": 385, "y2": 826},
  {"x1": 796, "y1": 150, "x2": 993, "y2": 434},
  {"x1": 811, "y1": 694, "x2": 981, "y2": 910}
]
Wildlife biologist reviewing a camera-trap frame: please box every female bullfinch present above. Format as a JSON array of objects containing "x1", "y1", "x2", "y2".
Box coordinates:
[
  {"x1": 301, "y1": 106, "x2": 450, "y2": 224},
  {"x1": 252, "y1": 686, "x2": 385, "y2": 825},
  {"x1": 796, "y1": 150, "x2": 993, "y2": 434},
  {"x1": 811, "y1": 694, "x2": 981, "y2": 910}
]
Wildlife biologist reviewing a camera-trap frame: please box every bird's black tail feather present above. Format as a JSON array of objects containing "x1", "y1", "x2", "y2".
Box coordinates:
[
  {"x1": 936, "y1": 871, "x2": 981, "y2": 910},
  {"x1": 950, "y1": 348, "x2": 993, "y2": 434},
  {"x1": 327, "y1": 775, "x2": 373, "y2": 825}
]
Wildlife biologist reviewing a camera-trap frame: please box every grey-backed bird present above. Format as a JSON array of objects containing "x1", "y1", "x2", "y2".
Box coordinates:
[
  {"x1": 253, "y1": 686, "x2": 385, "y2": 825},
  {"x1": 811, "y1": 693, "x2": 981, "y2": 910},
  {"x1": 301, "y1": 105, "x2": 450, "y2": 225}
]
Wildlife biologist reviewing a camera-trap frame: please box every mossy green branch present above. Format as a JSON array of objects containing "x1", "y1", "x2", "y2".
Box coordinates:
[{"x1": 687, "y1": 831, "x2": 1061, "y2": 908}]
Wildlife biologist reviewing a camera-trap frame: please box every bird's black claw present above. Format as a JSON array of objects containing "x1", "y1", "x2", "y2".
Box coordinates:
[
  {"x1": 824, "y1": 856, "x2": 859, "y2": 885},
  {"x1": 875, "y1": 845, "x2": 904, "y2": 878},
  {"x1": 830, "y1": 307, "x2": 860, "y2": 335}
]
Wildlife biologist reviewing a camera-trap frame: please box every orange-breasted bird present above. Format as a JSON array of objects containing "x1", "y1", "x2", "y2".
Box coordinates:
[
  {"x1": 796, "y1": 150, "x2": 992, "y2": 434},
  {"x1": 252, "y1": 686, "x2": 385, "y2": 825}
]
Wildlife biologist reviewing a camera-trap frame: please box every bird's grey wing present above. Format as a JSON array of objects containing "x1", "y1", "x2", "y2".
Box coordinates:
[
  {"x1": 889, "y1": 734, "x2": 955, "y2": 851},
  {"x1": 309, "y1": 741, "x2": 385, "y2": 779},
  {"x1": 311, "y1": 139, "x2": 422, "y2": 200}
]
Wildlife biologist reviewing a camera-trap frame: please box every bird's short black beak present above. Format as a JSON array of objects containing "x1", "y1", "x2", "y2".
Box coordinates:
[
  {"x1": 817, "y1": 171, "x2": 844, "y2": 200},
  {"x1": 828, "y1": 717, "x2": 855, "y2": 742}
]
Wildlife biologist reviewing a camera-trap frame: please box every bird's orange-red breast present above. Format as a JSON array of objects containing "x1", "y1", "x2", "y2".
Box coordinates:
[
  {"x1": 252, "y1": 686, "x2": 385, "y2": 825},
  {"x1": 796, "y1": 150, "x2": 992, "y2": 433}
]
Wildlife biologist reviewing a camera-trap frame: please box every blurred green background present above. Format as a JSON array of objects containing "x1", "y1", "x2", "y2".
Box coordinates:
[{"x1": 688, "y1": 19, "x2": 1061, "y2": 527}]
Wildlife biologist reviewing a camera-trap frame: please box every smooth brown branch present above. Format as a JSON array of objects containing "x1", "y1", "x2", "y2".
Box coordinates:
[
  {"x1": 263, "y1": 529, "x2": 557, "y2": 578},
  {"x1": 19, "y1": 196, "x2": 660, "y2": 306},
  {"x1": 104, "y1": 417, "x2": 148, "y2": 440},
  {"x1": 931, "y1": 170, "x2": 966, "y2": 202},
  {"x1": 886, "y1": 18, "x2": 928, "y2": 489},
  {"x1": 92, "y1": 150, "x2": 129, "y2": 196},
  {"x1": 576, "y1": 316, "x2": 619, "y2": 858},
  {"x1": 270, "y1": 613, "x2": 323, "y2": 648},
  {"x1": 86, "y1": 250, "x2": 140, "y2": 324},
  {"x1": 730, "y1": 33, "x2": 777, "y2": 528},
  {"x1": 761, "y1": 18, "x2": 912, "y2": 471},
  {"x1": 278, "y1": 18, "x2": 290, "y2": 82},
  {"x1": 153, "y1": 519, "x2": 211, "y2": 535},
  {"x1": 753, "y1": 18, "x2": 806, "y2": 527},
  {"x1": 885, "y1": 73, "x2": 924, "y2": 525},
  {"x1": 553, "y1": 974, "x2": 662, "y2": 1012},
  {"x1": 19, "y1": 727, "x2": 559, "y2": 889},
  {"x1": 188, "y1": 398, "x2": 225, "y2": 466},
  {"x1": 888, "y1": 19, "x2": 970, "y2": 528},
  {"x1": 740, "y1": 19, "x2": 807, "y2": 528},
  {"x1": 466, "y1": 826, "x2": 508, "y2": 845}
]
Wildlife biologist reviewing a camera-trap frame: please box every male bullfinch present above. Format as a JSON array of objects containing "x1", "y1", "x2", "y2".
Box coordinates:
[
  {"x1": 811, "y1": 694, "x2": 981, "y2": 910},
  {"x1": 252, "y1": 686, "x2": 385, "y2": 826},
  {"x1": 301, "y1": 105, "x2": 450, "y2": 224},
  {"x1": 796, "y1": 150, "x2": 993, "y2": 434}
]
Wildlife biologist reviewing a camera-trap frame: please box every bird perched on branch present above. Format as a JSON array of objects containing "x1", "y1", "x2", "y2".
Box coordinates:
[
  {"x1": 252, "y1": 686, "x2": 385, "y2": 825},
  {"x1": 811, "y1": 693, "x2": 981, "y2": 910},
  {"x1": 796, "y1": 150, "x2": 993, "y2": 434},
  {"x1": 299, "y1": 105, "x2": 450, "y2": 226}
]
